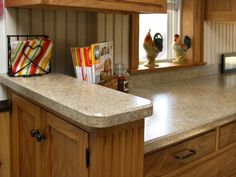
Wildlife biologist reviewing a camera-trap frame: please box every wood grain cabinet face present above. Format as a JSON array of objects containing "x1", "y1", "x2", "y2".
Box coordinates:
[
  {"x1": 11, "y1": 93, "x2": 89, "y2": 177},
  {"x1": 205, "y1": 0, "x2": 236, "y2": 21},
  {"x1": 106, "y1": 0, "x2": 166, "y2": 6},
  {"x1": 11, "y1": 93, "x2": 43, "y2": 177},
  {"x1": 43, "y1": 112, "x2": 88, "y2": 177},
  {"x1": 144, "y1": 131, "x2": 216, "y2": 177},
  {"x1": 172, "y1": 146, "x2": 236, "y2": 177},
  {"x1": 6, "y1": 0, "x2": 166, "y2": 13},
  {"x1": 220, "y1": 121, "x2": 236, "y2": 149}
]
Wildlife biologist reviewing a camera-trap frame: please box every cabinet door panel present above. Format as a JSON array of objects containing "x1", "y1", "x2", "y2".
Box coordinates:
[
  {"x1": 11, "y1": 93, "x2": 42, "y2": 177},
  {"x1": 43, "y1": 112, "x2": 88, "y2": 177},
  {"x1": 112, "y1": 0, "x2": 165, "y2": 6}
]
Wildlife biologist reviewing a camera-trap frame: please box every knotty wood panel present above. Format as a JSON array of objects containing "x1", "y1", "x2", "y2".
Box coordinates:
[
  {"x1": 0, "y1": 112, "x2": 10, "y2": 177},
  {"x1": 144, "y1": 131, "x2": 216, "y2": 177},
  {"x1": 89, "y1": 120, "x2": 144, "y2": 177}
]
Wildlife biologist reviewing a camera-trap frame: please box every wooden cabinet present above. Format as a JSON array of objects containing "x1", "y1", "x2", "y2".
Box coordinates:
[
  {"x1": 11, "y1": 93, "x2": 43, "y2": 177},
  {"x1": 144, "y1": 117, "x2": 236, "y2": 177},
  {"x1": 219, "y1": 121, "x2": 236, "y2": 149},
  {"x1": 10, "y1": 92, "x2": 144, "y2": 177},
  {"x1": 172, "y1": 146, "x2": 236, "y2": 177},
  {"x1": 144, "y1": 131, "x2": 216, "y2": 177},
  {"x1": 5, "y1": 0, "x2": 167, "y2": 13},
  {"x1": 0, "y1": 112, "x2": 10, "y2": 177},
  {"x1": 43, "y1": 112, "x2": 88, "y2": 177},
  {"x1": 10, "y1": 93, "x2": 89, "y2": 177},
  {"x1": 205, "y1": 0, "x2": 236, "y2": 21}
]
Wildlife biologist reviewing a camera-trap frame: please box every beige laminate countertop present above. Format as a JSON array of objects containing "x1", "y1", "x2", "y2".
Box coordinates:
[
  {"x1": 0, "y1": 73, "x2": 152, "y2": 128},
  {"x1": 130, "y1": 74, "x2": 236, "y2": 154}
]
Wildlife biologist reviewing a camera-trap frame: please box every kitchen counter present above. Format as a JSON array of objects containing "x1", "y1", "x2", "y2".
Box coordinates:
[
  {"x1": 130, "y1": 74, "x2": 236, "y2": 154},
  {"x1": 1, "y1": 73, "x2": 235, "y2": 155},
  {"x1": 0, "y1": 73, "x2": 152, "y2": 128}
]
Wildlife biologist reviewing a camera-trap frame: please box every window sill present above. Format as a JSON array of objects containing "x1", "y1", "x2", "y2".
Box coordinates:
[{"x1": 129, "y1": 62, "x2": 207, "y2": 74}]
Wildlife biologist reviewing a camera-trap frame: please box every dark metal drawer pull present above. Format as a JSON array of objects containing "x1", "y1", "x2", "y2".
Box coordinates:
[{"x1": 174, "y1": 149, "x2": 196, "y2": 160}]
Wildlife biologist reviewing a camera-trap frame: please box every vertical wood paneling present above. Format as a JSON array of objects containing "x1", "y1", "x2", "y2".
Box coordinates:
[
  {"x1": 7, "y1": 8, "x2": 130, "y2": 74},
  {"x1": 5, "y1": 8, "x2": 17, "y2": 35},
  {"x1": 204, "y1": 21, "x2": 236, "y2": 64},
  {"x1": 86, "y1": 13, "x2": 97, "y2": 45},
  {"x1": 55, "y1": 10, "x2": 66, "y2": 73},
  {"x1": 97, "y1": 13, "x2": 130, "y2": 67},
  {"x1": 77, "y1": 12, "x2": 87, "y2": 47},
  {"x1": 122, "y1": 15, "x2": 129, "y2": 67},
  {"x1": 18, "y1": 9, "x2": 30, "y2": 35},
  {"x1": 106, "y1": 14, "x2": 114, "y2": 41},
  {"x1": 31, "y1": 9, "x2": 43, "y2": 34},
  {"x1": 66, "y1": 11, "x2": 77, "y2": 76},
  {"x1": 114, "y1": 14, "x2": 123, "y2": 64},
  {"x1": 97, "y1": 13, "x2": 106, "y2": 42},
  {"x1": 43, "y1": 10, "x2": 56, "y2": 71}
]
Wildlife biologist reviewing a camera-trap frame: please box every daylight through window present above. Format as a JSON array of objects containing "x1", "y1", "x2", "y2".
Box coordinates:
[{"x1": 139, "y1": 0, "x2": 181, "y2": 63}]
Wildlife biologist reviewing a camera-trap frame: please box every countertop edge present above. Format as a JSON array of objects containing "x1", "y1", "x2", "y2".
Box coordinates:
[
  {"x1": 0, "y1": 75, "x2": 153, "y2": 128},
  {"x1": 144, "y1": 113, "x2": 236, "y2": 154}
]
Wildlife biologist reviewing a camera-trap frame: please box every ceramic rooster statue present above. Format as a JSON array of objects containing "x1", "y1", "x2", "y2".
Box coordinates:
[
  {"x1": 143, "y1": 30, "x2": 163, "y2": 67},
  {"x1": 173, "y1": 34, "x2": 191, "y2": 64}
]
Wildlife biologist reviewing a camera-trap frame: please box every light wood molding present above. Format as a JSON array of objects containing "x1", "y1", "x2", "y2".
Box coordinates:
[
  {"x1": 5, "y1": 0, "x2": 167, "y2": 13},
  {"x1": 0, "y1": 112, "x2": 10, "y2": 177},
  {"x1": 89, "y1": 119, "x2": 144, "y2": 177},
  {"x1": 129, "y1": 13, "x2": 139, "y2": 71},
  {"x1": 181, "y1": 0, "x2": 204, "y2": 64}
]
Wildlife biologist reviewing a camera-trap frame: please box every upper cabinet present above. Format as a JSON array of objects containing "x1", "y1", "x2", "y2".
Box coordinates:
[
  {"x1": 205, "y1": 0, "x2": 236, "y2": 21},
  {"x1": 5, "y1": 0, "x2": 167, "y2": 13}
]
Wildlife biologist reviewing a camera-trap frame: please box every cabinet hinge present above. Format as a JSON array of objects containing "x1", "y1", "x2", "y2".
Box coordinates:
[{"x1": 86, "y1": 148, "x2": 90, "y2": 168}]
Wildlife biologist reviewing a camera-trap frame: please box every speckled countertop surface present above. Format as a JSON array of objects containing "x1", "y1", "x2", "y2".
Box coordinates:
[
  {"x1": 130, "y1": 74, "x2": 236, "y2": 154},
  {"x1": 0, "y1": 73, "x2": 152, "y2": 128}
]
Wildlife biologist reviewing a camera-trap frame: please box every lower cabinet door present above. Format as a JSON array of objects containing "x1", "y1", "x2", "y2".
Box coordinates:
[
  {"x1": 11, "y1": 93, "x2": 43, "y2": 177},
  {"x1": 43, "y1": 112, "x2": 89, "y2": 177}
]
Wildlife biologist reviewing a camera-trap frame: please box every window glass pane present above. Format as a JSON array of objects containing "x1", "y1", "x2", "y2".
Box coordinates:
[
  {"x1": 167, "y1": 0, "x2": 176, "y2": 4},
  {"x1": 139, "y1": 14, "x2": 168, "y2": 61}
]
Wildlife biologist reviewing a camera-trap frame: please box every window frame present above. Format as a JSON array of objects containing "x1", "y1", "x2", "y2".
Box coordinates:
[
  {"x1": 129, "y1": 0, "x2": 205, "y2": 74},
  {"x1": 139, "y1": 0, "x2": 181, "y2": 63}
]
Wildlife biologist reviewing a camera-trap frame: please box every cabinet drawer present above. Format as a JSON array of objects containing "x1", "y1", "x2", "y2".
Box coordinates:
[
  {"x1": 144, "y1": 131, "x2": 216, "y2": 177},
  {"x1": 220, "y1": 121, "x2": 236, "y2": 148},
  {"x1": 172, "y1": 146, "x2": 236, "y2": 177}
]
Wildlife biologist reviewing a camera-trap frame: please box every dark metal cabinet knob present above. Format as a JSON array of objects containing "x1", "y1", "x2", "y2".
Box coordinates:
[
  {"x1": 35, "y1": 130, "x2": 46, "y2": 142},
  {"x1": 30, "y1": 129, "x2": 36, "y2": 137}
]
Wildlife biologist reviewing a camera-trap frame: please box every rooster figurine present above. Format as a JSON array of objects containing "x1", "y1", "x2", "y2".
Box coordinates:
[
  {"x1": 143, "y1": 30, "x2": 163, "y2": 67},
  {"x1": 173, "y1": 34, "x2": 191, "y2": 64}
]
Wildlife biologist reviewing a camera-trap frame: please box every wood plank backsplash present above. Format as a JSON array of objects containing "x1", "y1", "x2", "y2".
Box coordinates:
[
  {"x1": 5, "y1": 8, "x2": 130, "y2": 76},
  {"x1": 204, "y1": 21, "x2": 236, "y2": 64},
  {"x1": 6, "y1": 8, "x2": 235, "y2": 77}
]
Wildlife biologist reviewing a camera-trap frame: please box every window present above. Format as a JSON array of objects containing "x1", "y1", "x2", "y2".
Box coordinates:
[{"x1": 139, "y1": 0, "x2": 182, "y2": 63}]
